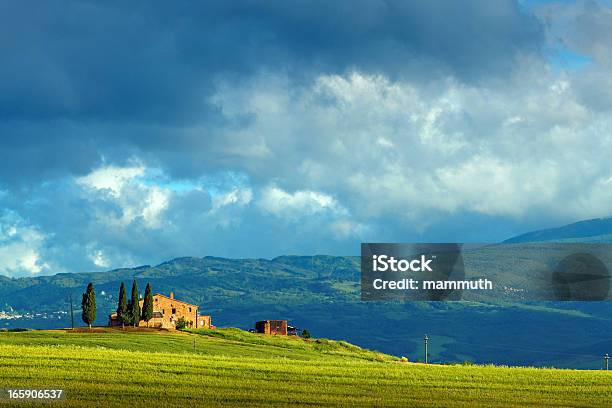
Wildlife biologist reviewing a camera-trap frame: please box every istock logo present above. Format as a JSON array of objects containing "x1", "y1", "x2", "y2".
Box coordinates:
[{"x1": 372, "y1": 255, "x2": 434, "y2": 272}]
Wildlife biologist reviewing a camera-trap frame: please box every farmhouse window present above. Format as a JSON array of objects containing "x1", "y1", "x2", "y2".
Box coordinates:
[{"x1": 172, "y1": 308, "x2": 176, "y2": 314}]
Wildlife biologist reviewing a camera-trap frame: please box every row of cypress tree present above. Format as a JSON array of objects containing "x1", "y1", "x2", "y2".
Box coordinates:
[
  {"x1": 116, "y1": 280, "x2": 154, "y2": 328},
  {"x1": 80, "y1": 280, "x2": 155, "y2": 329}
]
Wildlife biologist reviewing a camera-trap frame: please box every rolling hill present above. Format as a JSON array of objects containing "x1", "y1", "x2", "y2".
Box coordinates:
[
  {"x1": 0, "y1": 329, "x2": 609, "y2": 407},
  {"x1": 504, "y1": 217, "x2": 612, "y2": 243},
  {"x1": 1, "y1": 218, "x2": 612, "y2": 368}
]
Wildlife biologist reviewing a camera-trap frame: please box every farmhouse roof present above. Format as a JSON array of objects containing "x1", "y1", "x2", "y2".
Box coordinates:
[{"x1": 152, "y1": 293, "x2": 198, "y2": 308}]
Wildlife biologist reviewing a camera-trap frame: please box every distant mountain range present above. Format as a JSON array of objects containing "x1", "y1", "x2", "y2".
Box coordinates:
[
  {"x1": 1, "y1": 217, "x2": 612, "y2": 369},
  {"x1": 505, "y1": 217, "x2": 612, "y2": 243}
]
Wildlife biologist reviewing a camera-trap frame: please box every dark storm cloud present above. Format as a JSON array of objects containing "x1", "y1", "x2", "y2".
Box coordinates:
[{"x1": 0, "y1": 0, "x2": 543, "y2": 186}]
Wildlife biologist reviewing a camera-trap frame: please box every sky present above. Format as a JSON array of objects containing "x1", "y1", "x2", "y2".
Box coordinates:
[{"x1": 1, "y1": 0, "x2": 612, "y2": 277}]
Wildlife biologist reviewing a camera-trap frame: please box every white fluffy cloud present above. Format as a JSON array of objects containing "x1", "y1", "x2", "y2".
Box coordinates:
[
  {"x1": 259, "y1": 186, "x2": 340, "y2": 219},
  {"x1": 210, "y1": 60, "x2": 612, "y2": 225},
  {"x1": 0, "y1": 213, "x2": 50, "y2": 276},
  {"x1": 77, "y1": 165, "x2": 145, "y2": 196},
  {"x1": 257, "y1": 185, "x2": 365, "y2": 238},
  {"x1": 78, "y1": 165, "x2": 171, "y2": 229},
  {"x1": 87, "y1": 246, "x2": 111, "y2": 268}
]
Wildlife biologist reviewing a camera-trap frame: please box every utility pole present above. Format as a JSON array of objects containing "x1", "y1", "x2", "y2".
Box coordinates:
[
  {"x1": 69, "y1": 294, "x2": 74, "y2": 330},
  {"x1": 605, "y1": 353, "x2": 609, "y2": 371},
  {"x1": 424, "y1": 334, "x2": 429, "y2": 365}
]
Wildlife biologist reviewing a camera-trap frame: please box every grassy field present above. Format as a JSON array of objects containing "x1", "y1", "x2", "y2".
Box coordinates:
[{"x1": 0, "y1": 329, "x2": 610, "y2": 407}]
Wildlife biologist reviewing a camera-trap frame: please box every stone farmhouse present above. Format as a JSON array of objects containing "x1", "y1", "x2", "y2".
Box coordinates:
[{"x1": 109, "y1": 292, "x2": 211, "y2": 329}]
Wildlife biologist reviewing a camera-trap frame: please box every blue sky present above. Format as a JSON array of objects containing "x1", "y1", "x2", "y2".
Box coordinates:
[{"x1": 1, "y1": 0, "x2": 612, "y2": 276}]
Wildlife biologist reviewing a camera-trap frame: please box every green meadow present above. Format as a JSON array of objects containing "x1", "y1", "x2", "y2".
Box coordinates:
[{"x1": 0, "y1": 329, "x2": 609, "y2": 407}]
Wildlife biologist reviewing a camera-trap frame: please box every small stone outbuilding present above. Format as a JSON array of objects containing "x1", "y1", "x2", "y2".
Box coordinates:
[{"x1": 255, "y1": 320, "x2": 288, "y2": 335}]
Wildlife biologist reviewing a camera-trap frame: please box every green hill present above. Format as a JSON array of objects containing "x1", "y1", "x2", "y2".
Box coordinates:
[
  {"x1": 0, "y1": 327, "x2": 393, "y2": 362},
  {"x1": 0, "y1": 329, "x2": 609, "y2": 407},
  {"x1": 1, "y1": 255, "x2": 611, "y2": 368}
]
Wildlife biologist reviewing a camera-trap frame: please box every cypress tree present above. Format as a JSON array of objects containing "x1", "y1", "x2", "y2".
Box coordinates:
[
  {"x1": 128, "y1": 280, "x2": 140, "y2": 327},
  {"x1": 81, "y1": 282, "x2": 96, "y2": 329},
  {"x1": 141, "y1": 283, "x2": 153, "y2": 327},
  {"x1": 116, "y1": 282, "x2": 128, "y2": 329}
]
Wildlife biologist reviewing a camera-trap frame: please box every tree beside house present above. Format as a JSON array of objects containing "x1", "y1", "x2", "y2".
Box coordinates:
[
  {"x1": 81, "y1": 282, "x2": 96, "y2": 329},
  {"x1": 141, "y1": 283, "x2": 153, "y2": 327},
  {"x1": 127, "y1": 280, "x2": 140, "y2": 328},
  {"x1": 116, "y1": 282, "x2": 128, "y2": 329}
]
